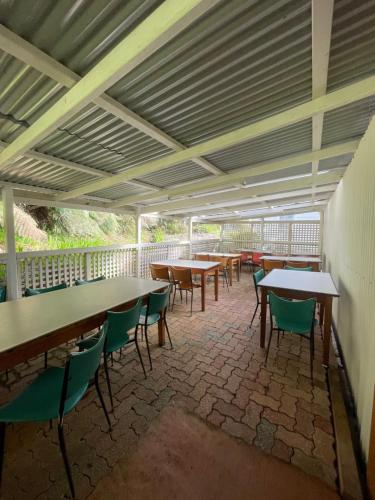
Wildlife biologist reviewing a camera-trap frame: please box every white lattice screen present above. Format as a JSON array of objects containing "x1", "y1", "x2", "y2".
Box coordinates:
[{"x1": 221, "y1": 221, "x2": 321, "y2": 255}]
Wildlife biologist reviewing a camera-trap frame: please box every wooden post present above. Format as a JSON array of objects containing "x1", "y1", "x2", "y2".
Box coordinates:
[
  {"x1": 3, "y1": 188, "x2": 19, "y2": 299},
  {"x1": 188, "y1": 217, "x2": 193, "y2": 257},
  {"x1": 85, "y1": 252, "x2": 92, "y2": 280},
  {"x1": 135, "y1": 212, "x2": 142, "y2": 278}
]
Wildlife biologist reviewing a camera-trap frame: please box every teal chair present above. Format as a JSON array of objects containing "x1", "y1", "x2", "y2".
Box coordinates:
[
  {"x1": 25, "y1": 282, "x2": 68, "y2": 367},
  {"x1": 25, "y1": 282, "x2": 67, "y2": 296},
  {"x1": 284, "y1": 266, "x2": 312, "y2": 272},
  {"x1": 266, "y1": 292, "x2": 316, "y2": 379},
  {"x1": 75, "y1": 276, "x2": 105, "y2": 286},
  {"x1": 77, "y1": 299, "x2": 144, "y2": 410},
  {"x1": 0, "y1": 329, "x2": 110, "y2": 499},
  {"x1": 249, "y1": 269, "x2": 265, "y2": 328},
  {"x1": 0, "y1": 286, "x2": 6, "y2": 303},
  {"x1": 137, "y1": 287, "x2": 172, "y2": 371}
]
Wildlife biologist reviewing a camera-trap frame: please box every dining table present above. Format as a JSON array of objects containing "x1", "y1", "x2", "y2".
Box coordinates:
[
  {"x1": 151, "y1": 259, "x2": 220, "y2": 311},
  {"x1": 258, "y1": 269, "x2": 339, "y2": 366},
  {"x1": 193, "y1": 252, "x2": 241, "y2": 285},
  {"x1": 0, "y1": 276, "x2": 166, "y2": 371}
]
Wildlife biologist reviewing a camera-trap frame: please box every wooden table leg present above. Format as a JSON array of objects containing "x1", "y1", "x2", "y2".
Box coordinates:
[
  {"x1": 236, "y1": 258, "x2": 240, "y2": 281},
  {"x1": 260, "y1": 287, "x2": 267, "y2": 348},
  {"x1": 201, "y1": 271, "x2": 206, "y2": 312},
  {"x1": 229, "y1": 260, "x2": 233, "y2": 286},
  {"x1": 319, "y1": 302, "x2": 325, "y2": 327},
  {"x1": 214, "y1": 269, "x2": 219, "y2": 302},
  {"x1": 322, "y1": 296, "x2": 332, "y2": 366},
  {"x1": 158, "y1": 317, "x2": 165, "y2": 346}
]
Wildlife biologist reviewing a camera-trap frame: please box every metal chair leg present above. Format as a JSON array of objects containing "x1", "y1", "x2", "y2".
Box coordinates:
[
  {"x1": 134, "y1": 326, "x2": 147, "y2": 378},
  {"x1": 277, "y1": 328, "x2": 280, "y2": 347},
  {"x1": 190, "y1": 288, "x2": 193, "y2": 316},
  {"x1": 144, "y1": 325, "x2": 153, "y2": 370},
  {"x1": 265, "y1": 328, "x2": 274, "y2": 364},
  {"x1": 164, "y1": 317, "x2": 173, "y2": 349},
  {"x1": 44, "y1": 352, "x2": 48, "y2": 369},
  {"x1": 57, "y1": 422, "x2": 75, "y2": 499},
  {"x1": 94, "y1": 371, "x2": 112, "y2": 430},
  {"x1": 0, "y1": 423, "x2": 6, "y2": 484},
  {"x1": 249, "y1": 302, "x2": 259, "y2": 328},
  {"x1": 103, "y1": 354, "x2": 114, "y2": 412},
  {"x1": 172, "y1": 286, "x2": 177, "y2": 311}
]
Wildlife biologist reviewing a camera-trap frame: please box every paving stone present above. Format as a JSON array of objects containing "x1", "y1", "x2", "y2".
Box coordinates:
[
  {"x1": 279, "y1": 393, "x2": 297, "y2": 418},
  {"x1": 195, "y1": 393, "x2": 217, "y2": 419},
  {"x1": 295, "y1": 408, "x2": 315, "y2": 439},
  {"x1": 254, "y1": 418, "x2": 276, "y2": 453},
  {"x1": 207, "y1": 409, "x2": 226, "y2": 427},
  {"x1": 250, "y1": 391, "x2": 280, "y2": 412},
  {"x1": 214, "y1": 399, "x2": 244, "y2": 421},
  {"x1": 242, "y1": 400, "x2": 263, "y2": 430},
  {"x1": 275, "y1": 426, "x2": 314, "y2": 456},
  {"x1": 221, "y1": 417, "x2": 256, "y2": 445},
  {"x1": 272, "y1": 438, "x2": 293, "y2": 462},
  {"x1": 263, "y1": 407, "x2": 295, "y2": 431},
  {"x1": 291, "y1": 449, "x2": 337, "y2": 488},
  {"x1": 224, "y1": 373, "x2": 242, "y2": 394},
  {"x1": 313, "y1": 428, "x2": 336, "y2": 466}
]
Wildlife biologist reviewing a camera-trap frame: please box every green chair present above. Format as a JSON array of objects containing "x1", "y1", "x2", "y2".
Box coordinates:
[
  {"x1": 249, "y1": 269, "x2": 265, "y2": 329},
  {"x1": 0, "y1": 329, "x2": 110, "y2": 499},
  {"x1": 25, "y1": 282, "x2": 67, "y2": 296},
  {"x1": 77, "y1": 299, "x2": 144, "y2": 410},
  {"x1": 75, "y1": 276, "x2": 106, "y2": 286},
  {"x1": 0, "y1": 286, "x2": 6, "y2": 303},
  {"x1": 137, "y1": 287, "x2": 172, "y2": 371},
  {"x1": 266, "y1": 292, "x2": 316, "y2": 379},
  {"x1": 25, "y1": 282, "x2": 68, "y2": 367},
  {"x1": 284, "y1": 266, "x2": 312, "y2": 272}
]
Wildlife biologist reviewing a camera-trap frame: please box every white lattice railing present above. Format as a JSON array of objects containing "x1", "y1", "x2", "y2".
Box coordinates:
[
  {"x1": 0, "y1": 238, "x2": 221, "y2": 296},
  {"x1": 221, "y1": 221, "x2": 321, "y2": 255}
]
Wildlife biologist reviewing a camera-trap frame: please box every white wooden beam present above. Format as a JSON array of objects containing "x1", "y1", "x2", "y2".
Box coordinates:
[
  {"x1": 55, "y1": 72, "x2": 375, "y2": 201},
  {"x1": 311, "y1": 0, "x2": 334, "y2": 196},
  {"x1": 205, "y1": 204, "x2": 327, "y2": 222},
  {"x1": 0, "y1": 11, "x2": 222, "y2": 177},
  {"x1": 2, "y1": 188, "x2": 19, "y2": 299},
  {"x1": 0, "y1": 1, "x2": 217, "y2": 170},
  {"x1": 110, "y1": 140, "x2": 356, "y2": 207},
  {"x1": 141, "y1": 171, "x2": 342, "y2": 214},
  {"x1": 161, "y1": 186, "x2": 336, "y2": 216}
]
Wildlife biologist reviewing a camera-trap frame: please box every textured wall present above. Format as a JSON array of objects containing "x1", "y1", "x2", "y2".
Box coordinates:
[{"x1": 323, "y1": 116, "x2": 375, "y2": 459}]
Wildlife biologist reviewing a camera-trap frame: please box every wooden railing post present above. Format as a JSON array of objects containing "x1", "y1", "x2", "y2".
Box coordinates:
[
  {"x1": 3, "y1": 188, "x2": 19, "y2": 299},
  {"x1": 85, "y1": 252, "x2": 92, "y2": 280},
  {"x1": 135, "y1": 213, "x2": 142, "y2": 278}
]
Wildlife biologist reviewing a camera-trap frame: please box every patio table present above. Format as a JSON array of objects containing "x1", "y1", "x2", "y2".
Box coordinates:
[
  {"x1": 260, "y1": 255, "x2": 322, "y2": 271},
  {"x1": 193, "y1": 252, "x2": 241, "y2": 285},
  {"x1": 151, "y1": 259, "x2": 220, "y2": 312},
  {"x1": 258, "y1": 269, "x2": 339, "y2": 366},
  {"x1": 0, "y1": 276, "x2": 166, "y2": 371}
]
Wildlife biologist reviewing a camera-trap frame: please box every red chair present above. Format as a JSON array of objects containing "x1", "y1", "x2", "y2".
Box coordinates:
[
  {"x1": 251, "y1": 252, "x2": 263, "y2": 271},
  {"x1": 240, "y1": 251, "x2": 252, "y2": 271}
]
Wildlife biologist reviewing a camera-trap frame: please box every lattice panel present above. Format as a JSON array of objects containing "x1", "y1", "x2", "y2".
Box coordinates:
[
  {"x1": 263, "y1": 223, "x2": 289, "y2": 242},
  {"x1": 291, "y1": 223, "x2": 320, "y2": 244}
]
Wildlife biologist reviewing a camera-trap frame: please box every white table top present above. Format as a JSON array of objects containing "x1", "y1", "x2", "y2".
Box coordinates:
[
  {"x1": 260, "y1": 255, "x2": 322, "y2": 263},
  {"x1": 258, "y1": 269, "x2": 339, "y2": 297},
  {"x1": 194, "y1": 252, "x2": 241, "y2": 258},
  {"x1": 0, "y1": 276, "x2": 164, "y2": 355},
  {"x1": 151, "y1": 259, "x2": 220, "y2": 270}
]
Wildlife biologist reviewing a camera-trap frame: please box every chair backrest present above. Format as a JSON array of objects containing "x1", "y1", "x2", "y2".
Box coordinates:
[
  {"x1": 104, "y1": 298, "x2": 142, "y2": 349},
  {"x1": 25, "y1": 282, "x2": 67, "y2": 296},
  {"x1": 75, "y1": 276, "x2": 106, "y2": 286},
  {"x1": 252, "y1": 252, "x2": 263, "y2": 265},
  {"x1": 150, "y1": 264, "x2": 170, "y2": 282},
  {"x1": 195, "y1": 254, "x2": 209, "y2": 261},
  {"x1": 210, "y1": 255, "x2": 228, "y2": 268},
  {"x1": 252, "y1": 269, "x2": 265, "y2": 303},
  {"x1": 0, "y1": 286, "x2": 6, "y2": 303},
  {"x1": 61, "y1": 327, "x2": 106, "y2": 412},
  {"x1": 170, "y1": 267, "x2": 192, "y2": 286},
  {"x1": 268, "y1": 291, "x2": 316, "y2": 331},
  {"x1": 263, "y1": 259, "x2": 284, "y2": 272},
  {"x1": 146, "y1": 287, "x2": 170, "y2": 316},
  {"x1": 286, "y1": 261, "x2": 311, "y2": 269},
  {"x1": 285, "y1": 265, "x2": 312, "y2": 272},
  {"x1": 240, "y1": 251, "x2": 251, "y2": 262}
]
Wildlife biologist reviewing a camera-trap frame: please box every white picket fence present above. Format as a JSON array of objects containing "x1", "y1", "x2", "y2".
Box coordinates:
[{"x1": 0, "y1": 239, "x2": 221, "y2": 296}]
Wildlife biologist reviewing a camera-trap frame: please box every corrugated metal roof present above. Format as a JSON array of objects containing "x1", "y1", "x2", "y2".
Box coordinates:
[
  {"x1": 328, "y1": 0, "x2": 375, "y2": 91},
  {"x1": 204, "y1": 121, "x2": 312, "y2": 171},
  {"x1": 0, "y1": 0, "x2": 373, "y2": 219}
]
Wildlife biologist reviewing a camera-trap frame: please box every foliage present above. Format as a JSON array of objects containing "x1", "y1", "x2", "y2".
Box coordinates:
[{"x1": 194, "y1": 223, "x2": 220, "y2": 235}]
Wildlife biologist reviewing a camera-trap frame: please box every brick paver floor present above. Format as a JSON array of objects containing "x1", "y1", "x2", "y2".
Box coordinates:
[{"x1": 0, "y1": 270, "x2": 337, "y2": 499}]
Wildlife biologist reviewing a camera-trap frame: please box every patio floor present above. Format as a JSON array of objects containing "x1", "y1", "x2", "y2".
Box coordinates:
[{"x1": 0, "y1": 270, "x2": 337, "y2": 499}]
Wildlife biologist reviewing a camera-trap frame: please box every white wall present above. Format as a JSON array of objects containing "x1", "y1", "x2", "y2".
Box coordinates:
[{"x1": 323, "y1": 116, "x2": 375, "y2": 460}]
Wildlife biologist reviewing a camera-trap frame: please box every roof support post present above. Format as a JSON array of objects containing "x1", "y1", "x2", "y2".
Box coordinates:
[
  {"x1": 188, "y1": 217, "x2": 193, "y2": 257},
  {"x1": 135, "y1": 212, "x2": 142, "y2": 278},
  {"x1": 2, "y1": 188, "x2": 19, "y2": 299}
]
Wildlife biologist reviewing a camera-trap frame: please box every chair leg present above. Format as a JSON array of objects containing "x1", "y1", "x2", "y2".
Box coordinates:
[
  {"x1": 44, "y1": 352, "x2": 48, "y2": 369},
  {"x1": 190, "y1": 288, "x2": 193, "y2": 316},
  {"x1": 172, "y1": 287, "x2": 177, "y2": 311},
  {"x1": 110, "y1": 352, "x2": 114, "y2": 366},
  {"x1": 277, "y1": 328, "x2": 280, "y2": 347},
  {"x1": 94, "y1": 371, "x2": 112, "y2": 430},
  {"x1": 164, "y1": 317, "x2": 173, "y2": 349},
  {"x1": 103, "y1": 354, "x2": 114, "y2": 412},
  {"x1": 249, "y1": 302, "x2": 259, "y2": 328},
  {"x1": 0, "y1": 423, "x2": 6, "y2": 484},
  {"x1": 57, "y1": 422, "x2": 75, "y2": 499},
  {"x1": 134, "y1": 326, "x2": 147, "y2": 379},
  {"x1": 224, "y1": 270, "x2": 229, "y2": 291},
  {"x1": 265, "y1": 328, "x2": 274, "y2": 364},
  {"x1": 309, "y1": 335, "x2": 314, "y2": 382},
  {"x1": 144, "y1": 325, "x2": 153, "y2": 370}
]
